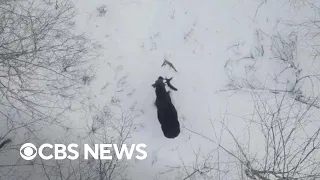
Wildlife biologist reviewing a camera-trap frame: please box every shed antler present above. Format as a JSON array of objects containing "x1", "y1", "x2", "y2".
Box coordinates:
[{"x1": 161, "y1": 53, "x2": 178, "y2": 72}]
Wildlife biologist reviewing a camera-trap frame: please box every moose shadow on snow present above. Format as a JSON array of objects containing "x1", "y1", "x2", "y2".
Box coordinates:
[{"x1": 152, "y1": 76, "x2": 180, "y2": 139}]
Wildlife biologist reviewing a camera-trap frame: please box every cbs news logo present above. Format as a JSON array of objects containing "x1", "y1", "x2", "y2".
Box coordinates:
[{"x1": 20, "y1": 143, "x2": 147, "y2": 160}]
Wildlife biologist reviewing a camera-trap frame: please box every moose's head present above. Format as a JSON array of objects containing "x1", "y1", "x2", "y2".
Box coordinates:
[{"x1": 152, "y1": 76, "x2": 165, "y2": 88}]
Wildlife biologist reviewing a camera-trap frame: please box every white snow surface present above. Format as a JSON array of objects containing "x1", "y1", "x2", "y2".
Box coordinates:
[{"x1": 31, "y1": 0, "x2": 318, "y2": 179}]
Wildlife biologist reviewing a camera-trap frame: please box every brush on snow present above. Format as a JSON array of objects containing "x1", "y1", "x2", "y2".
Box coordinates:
[{"x1": 0, "y1": 139, "x2": 11, "y2": 149}]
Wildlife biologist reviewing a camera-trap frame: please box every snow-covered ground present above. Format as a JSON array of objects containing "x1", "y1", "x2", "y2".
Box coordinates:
[{"x1": 54, "y1": 0, "x2": 318, "y2": 179}]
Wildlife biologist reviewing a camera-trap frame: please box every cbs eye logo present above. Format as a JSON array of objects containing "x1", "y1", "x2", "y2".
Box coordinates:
[{"x1": 20, "y1": 143, "x2": 37, "y2": 160}]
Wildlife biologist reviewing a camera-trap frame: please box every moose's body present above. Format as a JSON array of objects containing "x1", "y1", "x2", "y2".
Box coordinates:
[{"x1": 152, "y1": 77, "x2": 180, "y2": 139}]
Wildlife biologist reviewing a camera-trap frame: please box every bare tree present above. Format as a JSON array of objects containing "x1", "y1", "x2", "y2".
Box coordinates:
[
  {"x1": 217, "y1": 91, "x2": 320, "y2": 180},
  {"x1": 214, "y1": 1, "x2": 320, "y2": 180},
  {"x1": 0, "y1": 0, "x2": 98, "y2": 130},
  {"x1": 0, "y1": 0, "x2": 100, "y2": 178},
  {"x1": 154, "y1": 147, "x2": 223, "y2": 180},
  {"x1": 50, "y1": 66, "x2": 143, "y2": 180},
  {"x1": 162, "y1": 1, "x2": 320, "y2": 180},
  {"x1": 2, "y1": 60, "x2": 143, "y2": 179},
  {"x1": 38, "y1": 98, "x2": 143, "y2": 180}
]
